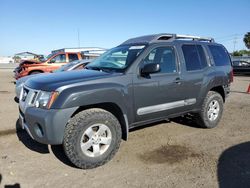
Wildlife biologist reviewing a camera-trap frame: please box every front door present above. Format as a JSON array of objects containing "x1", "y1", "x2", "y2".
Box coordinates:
[
  {"x1": 47, "y1": 54, "x2": 67, "y2": 72},
  {"x1": 133, "y1": 45, "x2": 185, "y2": 122}
]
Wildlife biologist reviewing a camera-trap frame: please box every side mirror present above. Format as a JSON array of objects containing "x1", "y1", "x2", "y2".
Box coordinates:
[{"x1": 141, "y1": 63, "x2": 160, "y2": 75}]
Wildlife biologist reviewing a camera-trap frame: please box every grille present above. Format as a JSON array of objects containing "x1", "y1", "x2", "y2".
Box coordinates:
[
  {"x1": 20, "y1": 86, "x2": 39, "y2": 106},
  {"x1": 21, "y1": 87, "x2": 29, "y2": 102}
]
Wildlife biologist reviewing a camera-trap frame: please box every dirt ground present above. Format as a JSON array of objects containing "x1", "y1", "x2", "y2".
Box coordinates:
[{"x1": 0, "y1": 70, "x2": 250, "y2": 188}]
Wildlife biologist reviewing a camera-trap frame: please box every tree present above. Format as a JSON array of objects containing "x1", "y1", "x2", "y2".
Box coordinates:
[
  {"x1": 243, "y1": 32, "x2": 250, "y2": 49},
  {"x1": 231, "y1": 50, "x2": 250, "y2": 56}
]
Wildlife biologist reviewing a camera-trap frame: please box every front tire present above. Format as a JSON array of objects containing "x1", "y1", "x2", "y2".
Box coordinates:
[
  {"x1": 63, "y1": 108, "x2": 122, "y2": 169},
  {"x1": 195, "y1": 91, "x2": 224, "y2": 128}
]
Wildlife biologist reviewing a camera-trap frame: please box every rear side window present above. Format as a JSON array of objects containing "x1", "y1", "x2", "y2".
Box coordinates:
[
  {"x1": 208, "y1": 45, "x2": 230, "y2": 66},
  {"x1": 68, "y1": 54, "x2": 79, "y2": 62},
  {"x1": 182, "y1": 45, "x2": 208, "y2": 71}
]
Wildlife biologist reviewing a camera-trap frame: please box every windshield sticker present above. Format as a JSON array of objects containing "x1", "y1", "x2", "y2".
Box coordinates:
[{"x1": 129, "y1": 46, "x2": 145, "y2": 50}]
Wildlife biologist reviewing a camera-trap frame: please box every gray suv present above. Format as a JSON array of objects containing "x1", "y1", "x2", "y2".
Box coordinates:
[{"x1": 18, "y1": 34, "x2": 233, "y2": 169}]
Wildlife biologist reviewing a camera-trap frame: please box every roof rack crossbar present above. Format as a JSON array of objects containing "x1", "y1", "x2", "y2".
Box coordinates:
[
  {"x1": 155, "y1": 33, "x2": 214, "y2": 42},
  {"x1": 175, "y1": 34, "x2": 214, "y2": 42}
]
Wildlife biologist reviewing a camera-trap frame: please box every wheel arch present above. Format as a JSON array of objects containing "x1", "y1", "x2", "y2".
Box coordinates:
[
  {"x1": 210, "y1": 85, "x2": 225, "y2": 102},
  {"x1": 28, "y1": 70, "x2": 44, "y2": 75},
  {"x1": 71, "y1": 102, "x2": 129, "y2": 141}
]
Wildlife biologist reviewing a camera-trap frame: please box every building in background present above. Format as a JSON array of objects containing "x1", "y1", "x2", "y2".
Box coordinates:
[
  {"x1": 13, "y1": 52, "x2": 42, "y2": 63},
  {"x1": 0, "y1": 56, "x2": 14, "y2": 64}
]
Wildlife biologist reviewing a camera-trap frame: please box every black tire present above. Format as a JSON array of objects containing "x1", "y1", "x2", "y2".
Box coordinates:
[
  {"x1": 29, "y1": 71, "x2": 42, "y2": 75},
  {"x1": 195, "y1": 91, "x2": 224, "y2": 128},
  {"x1": 63, "y1": 108, "x2": 122, "y2": 169}
]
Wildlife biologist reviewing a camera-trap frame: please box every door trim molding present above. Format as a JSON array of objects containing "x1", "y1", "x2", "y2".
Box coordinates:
[{"x1": 137, "y1": 98, "x2": 196, "y2": 115}]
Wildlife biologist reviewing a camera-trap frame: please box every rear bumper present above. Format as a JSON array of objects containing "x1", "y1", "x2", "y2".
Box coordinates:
[{"x1": 19, "y1": 106, "x2": 77, "y2": 145}]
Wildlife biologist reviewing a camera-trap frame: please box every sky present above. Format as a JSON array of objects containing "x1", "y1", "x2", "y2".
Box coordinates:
[{"x1": 0, "y1": 0, "x2": 249, "y2": 56}]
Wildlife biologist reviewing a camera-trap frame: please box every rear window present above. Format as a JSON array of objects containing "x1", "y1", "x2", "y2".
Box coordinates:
[{"x1": 208, "y1": 45, "x2": 231, "y2": 66}]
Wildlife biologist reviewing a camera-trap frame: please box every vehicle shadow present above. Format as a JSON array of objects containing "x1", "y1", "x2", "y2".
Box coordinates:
[
  {"x1": 218, "y1": 141, "x2": 250, "y2": 188},
  {"x1": 130, "y1": 120, "x2": 170, "y2": 132},
  {"x1": 130, "y1": 114, "x2": 201, "y2": 133},
  {"x1": 170, "y1": 114, "x2": 201, "y2": 128},
  {"x1": 15, "y1": 119, "x2": 49, "y2": 154},
  {"x1": 50, "y1": 145, "x2": 77, "y2": 168},
  {"x1": 0, "y1": 173, "x2": 21, "y2": 188},
  {"x1": 15, "y1": 119, "x2": 77, "y2": 168}
]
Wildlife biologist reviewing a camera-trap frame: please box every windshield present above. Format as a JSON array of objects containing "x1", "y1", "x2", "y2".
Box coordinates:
[
  {"x1": 39, "y1": 53, "x2": 55, "y2": 62},
  {"x1": 86, "y1": 45, "x2": 145, "y2": 72}
]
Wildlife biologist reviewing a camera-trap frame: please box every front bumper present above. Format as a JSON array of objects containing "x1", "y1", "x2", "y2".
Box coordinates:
[
  {"x1": 19, "y1": 106, "x2": 77, "y2": 145},
  {"x1": 14, "y1": 69, "x2": 28, "y2": 80}
]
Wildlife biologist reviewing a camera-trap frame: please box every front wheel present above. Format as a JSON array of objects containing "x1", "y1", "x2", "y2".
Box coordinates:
[
  {"x1": 63, "y1": 108, "x2": 122, "y2": 169},
  {"x1": 195, "y1": 91, "x2": 224, "y2": 128}
]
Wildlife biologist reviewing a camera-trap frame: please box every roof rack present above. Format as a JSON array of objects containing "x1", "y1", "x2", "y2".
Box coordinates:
[
  {"x1": 155, "y1": 34, "x2": 214, "y2": 42},
  {"x1": 121, "y1": 33, "x2": 215, "y2": 45}
]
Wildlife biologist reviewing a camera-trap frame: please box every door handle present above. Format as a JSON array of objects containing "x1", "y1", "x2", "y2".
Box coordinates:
[{"x1": 174, "y1": 77, "x2": 182, "y2": 84}]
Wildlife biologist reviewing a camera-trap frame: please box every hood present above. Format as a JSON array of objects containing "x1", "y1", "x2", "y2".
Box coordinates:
[
  {"x1": 16, "y1": 73, "x2": 50, "y2": 86},
  {"x1": 19, "y1": 59, "x2": 42, "y2": 66},
  {"x1": 25, "y1": 69, "x2": 118, "y2": 91}
]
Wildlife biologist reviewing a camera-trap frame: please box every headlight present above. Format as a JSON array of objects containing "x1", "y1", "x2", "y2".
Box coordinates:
[{"x1": 35, "y1": 91, "x2": 59, "y2": 109}]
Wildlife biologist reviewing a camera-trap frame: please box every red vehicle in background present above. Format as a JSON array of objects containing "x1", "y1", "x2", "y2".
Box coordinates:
[{"x1": 14, "y1": 47, "x2": 106, "y2": 79}]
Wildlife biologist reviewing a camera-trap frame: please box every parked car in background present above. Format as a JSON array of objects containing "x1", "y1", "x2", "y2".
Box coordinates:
[
  {"x1": 15, "y1": 59, "x2": 93, "y2": 100},
  {"x1": 14, "y1": 48, "x2": 106, "y2": 79},
  {"x1": 232, "y1": 60, "x2": 250, "y2": 74}
]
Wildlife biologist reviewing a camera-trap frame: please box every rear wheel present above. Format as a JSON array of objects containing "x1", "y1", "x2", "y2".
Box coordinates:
[
  {"x1": 63, "y1": 108, "x2": 122, "y2": 169},
  {"x1": 195, "y1": 91, "x2": 224, "y2": 128}
]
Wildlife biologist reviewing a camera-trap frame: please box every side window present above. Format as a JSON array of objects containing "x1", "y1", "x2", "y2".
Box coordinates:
[
  {"x1": 144, "y1": 47, "x2": 177, "y2": 73},
  {"x1": 208, "y1": 45, "x2": 231, "y2": 66},
  {"x1": 182, "y1": 45, "x2": 207, "y2": 71},
  {"x1": 51, "y1": 54, "x2": 66, "y2": 63},
  {"x1": 196, "y1": 45, "x2": 208, "y2": 69},
  {"x1": 68, "y1": 54, "x2": 79, "y2": 62}
]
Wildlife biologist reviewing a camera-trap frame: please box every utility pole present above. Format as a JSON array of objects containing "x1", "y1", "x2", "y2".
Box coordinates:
[
  {"x1": 77, "y1": 28, "x2": 80, "y2": 48},
  {"x1": 233, "y1": 35, "x2": 237, "y2": 52}
]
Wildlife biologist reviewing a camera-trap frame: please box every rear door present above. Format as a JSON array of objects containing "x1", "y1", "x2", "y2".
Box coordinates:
[{"x1": 177, "y1": 44, "x2": 209, "y2": 111}]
